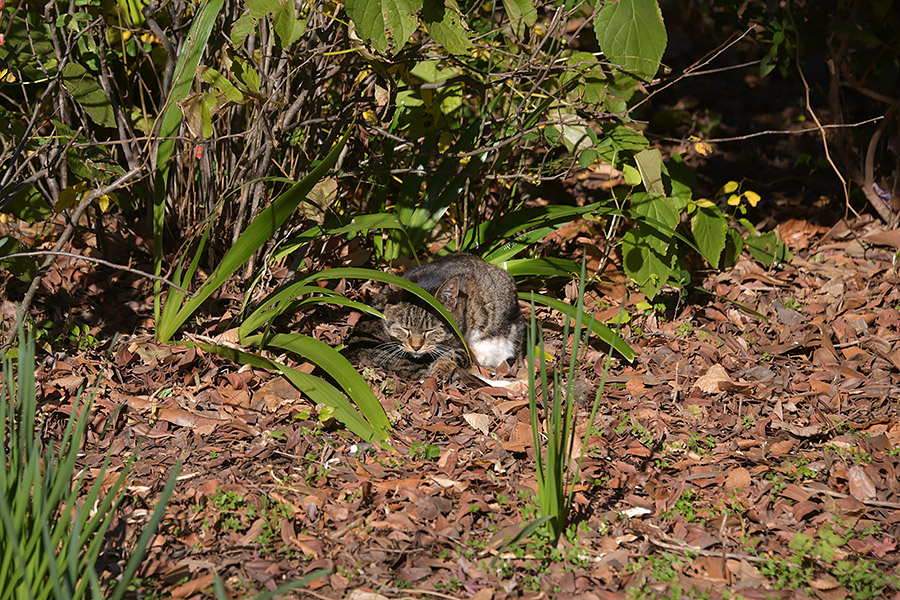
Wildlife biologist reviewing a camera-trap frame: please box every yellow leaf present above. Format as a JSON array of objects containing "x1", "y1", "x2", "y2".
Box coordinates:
[
  {"x1": 0, "y1": 69, "x2": 16, "y2": 83},
  {"x1": 0, "y1": 213, "x2": 9, "y2": 224},
  {"x1": 743, "y1": 190, "x2": 761, "y2": 207},
  {"x1": 535, "y1": 345, "x2": 554, "y2": 363},
  {"x1": 720, "y1": 180, "x2": 739, "y2": 195},
  {"x1": 438, "y1": 131, "x2": 453, "y2": 153},
  {"x1": 362, "y1": 109, "x2": 377, "y2": 123},
  {"x1": 693, "y1": 141, "x2": 712, "y2": 156},
  {"x1": 96, "y1": 193, "x2": 118, "y2": 212},
  {"x1": 694, "y1": 199, "x2": 715, "y2": 208},
  {"x1": 55, "y1": 182, "x2": 89, "y2": 212},
  {"x1": 726, "y1": 194, "x2": 741, "y2": 206}
]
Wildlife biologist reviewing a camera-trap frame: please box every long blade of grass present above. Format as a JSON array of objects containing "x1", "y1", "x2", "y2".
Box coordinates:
[
  {"x1": 502, "y1": 257, "x2": 580, "y2": 278},
  {"x1": 275, "y1": 213, "x2": 411, "y2": 261},
  {"x1": 521, "y1": 292, "x2": 634, "y2": 362}
]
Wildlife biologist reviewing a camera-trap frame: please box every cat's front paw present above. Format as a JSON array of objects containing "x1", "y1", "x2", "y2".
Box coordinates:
[{"x1": 428, "y1": 357, "x2": 459, "y2": 381}]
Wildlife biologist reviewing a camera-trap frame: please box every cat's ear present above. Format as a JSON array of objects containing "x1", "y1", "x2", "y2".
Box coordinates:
[
  {"x1": 435, "y1": 277, "x2": 460, "y2": 310},
  {"x1": 374, "y1": 283, "x2": 403, "y2": 309}
]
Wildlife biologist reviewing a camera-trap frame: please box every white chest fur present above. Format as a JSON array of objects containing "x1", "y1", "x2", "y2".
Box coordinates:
[{"x1": 469, "y1": 335, "x2": 517, "y2": 368}]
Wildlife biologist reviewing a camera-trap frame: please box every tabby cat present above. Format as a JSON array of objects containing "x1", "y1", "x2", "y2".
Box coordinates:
[{"x1": 343, "y1": 254, "x2": 525, "y2": 380}]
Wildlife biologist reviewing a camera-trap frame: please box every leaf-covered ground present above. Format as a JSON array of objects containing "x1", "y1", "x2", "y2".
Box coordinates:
[{"x1": 14, "y1": 212, "x2": 900, "y2": 599}]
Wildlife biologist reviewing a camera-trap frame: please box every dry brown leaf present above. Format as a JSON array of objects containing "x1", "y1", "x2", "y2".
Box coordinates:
[
  {"x1": 847, "y1": 465, "x2": 877, "y2": 502},
  {"x1": 694, "y1": 364, "x2": 732, "y2": 393},
  {"x1": 724, "y1": 467, "x2": 752, "y2": 489},
  {"x1": 864, "y1": 228, "x2": 900, "y2": 248},
  {"x1": 464, "y1": 412, "x2": 491, "y2": 435}
]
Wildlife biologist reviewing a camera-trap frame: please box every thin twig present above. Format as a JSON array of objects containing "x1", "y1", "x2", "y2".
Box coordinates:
[
  {"x1": 786, "y1": 5, "x2": 856, "y2": 220},
  {"x1": 651, "y1": 116, "x2": 884, "y2": 144},
  {"x1": 1, "y1": 251, "x2": 190, "y2": 293}
]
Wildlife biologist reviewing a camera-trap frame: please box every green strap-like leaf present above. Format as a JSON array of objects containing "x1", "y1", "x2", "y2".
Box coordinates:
[{"x1": 153, "y1": 0, "x2": 226, "y2": 326}]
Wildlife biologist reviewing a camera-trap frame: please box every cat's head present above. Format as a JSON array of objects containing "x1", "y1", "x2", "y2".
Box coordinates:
[{"x1": 381, "y1": 302, "x2": 457, "y2": 358}]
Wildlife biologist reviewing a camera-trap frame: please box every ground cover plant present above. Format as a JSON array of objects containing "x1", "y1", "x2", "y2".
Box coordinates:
[{"x1": 2, "y1": 0, "x2": 900, "y2": 597}]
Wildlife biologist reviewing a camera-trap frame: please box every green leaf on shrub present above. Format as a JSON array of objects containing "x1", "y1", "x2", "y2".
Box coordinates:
[
  {"x1": 0, "y1": 236, "x2": 37, "y2": 282},
  {"x1": 61, "y1": 63, "x2": 116, "y2": 128},
  {"x1": 663, "y1": 152, "x2": 696, "y2": 210},
  {"x1": 503, "y1": 0, "x2": 537, "y2": 38},
  {"x1": 594, "y1": 0, "x2": 667, "y2": 82},
  {"x1": 634, "y1": 148, "x2": 664, "y2": 195},
  {"x1": 3, "y1": 187, "x2": 52, "y2": 223},
  {"x1": 629, "y1": 192, "x2": 678, "y2": 233},
  {"x1": 622, "y1": 227, "x2": 673, "y2": 299},
  {"x1": 231, "y1": 12, "x2": 257, "y2": 45},
  {"x1": 422, "y1": 0, "x2": 471, "y2": 54},
  {"x1": 692, "y1": 204, "x2": 727, "y2": 269},
  {"x1": 745, "y1": 231, "x2": 791, "y2": 268},
  {"x1": 346, "y1": 0, "x2": 421, "y2": 53},
  {"x1": 272, "y1": 0, "x2": 306, "y2": 46}
]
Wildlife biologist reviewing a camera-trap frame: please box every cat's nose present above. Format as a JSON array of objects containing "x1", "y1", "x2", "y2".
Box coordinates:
[{"x1": 409, "y1": 335, "x2": 424, "y2": 350}]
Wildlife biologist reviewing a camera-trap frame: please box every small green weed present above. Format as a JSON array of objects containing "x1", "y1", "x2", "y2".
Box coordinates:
[{"x1": 661, "y1": 489, "x2": 700, "y2": 523}]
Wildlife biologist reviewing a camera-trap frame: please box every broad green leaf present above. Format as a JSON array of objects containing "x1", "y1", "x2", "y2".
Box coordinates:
[
  {"x1": 157, "y1": 126, "x2": 352, "y2": 342},
  {"x1": 623, "y1": 164, "x2": 641, "y2": 186},
  {"x1": 621, "y1": 227, "x2": 672, "y2": 299},
  {"x1": 272, "y1": 0, "x2": 306, "y2": 46},
  {"x1": 503, "y1": 0, "x2": 537, "y2": 37},
  {"x1": 634, "y1": 148, "x2": 664, "y2": 195},
  {"x1": 745, "y1": 231, "x2": 791, "y2": 268},
  {"x1": 594, "y1": 0, "x2": 667, "y2": 82},
  {"x1": 60, "y1": 63, "x2": 116, "y2": 128},
  {"x1": 231, "y1": 12, "x2": 256, "y2": 45},
  {"x1": 0, "y1": 236, "x2": 37, "y2": 282},
  {"x1": 521, "y1": 293, "x2": 634, "y2": 362},
  {"x1": 248, "y1": 0, "x2": 282, "y2": 16},
  {"x1": 422, "y1": 0, "x2": 471, "y2": 54},
  {"x1": 629, "y1": 192, "x2": 678, "y2": 234},
  {"x1": 662, "y1": 151, "x2": 696, "y2": 211},
  {"x1": 345, "y1": 0, "x2": 421, "y2": 53},
  {"x1": 692, "y1": 204, "x2": 727, "y2": 269},
  {"x1": 383, "y1": 0, "x2": 420, "y2": 50}
]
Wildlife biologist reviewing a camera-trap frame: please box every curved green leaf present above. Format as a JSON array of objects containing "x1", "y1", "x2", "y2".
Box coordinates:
[{"x1": 503, "y1": 258, "x2": 580, "y2": 278}]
